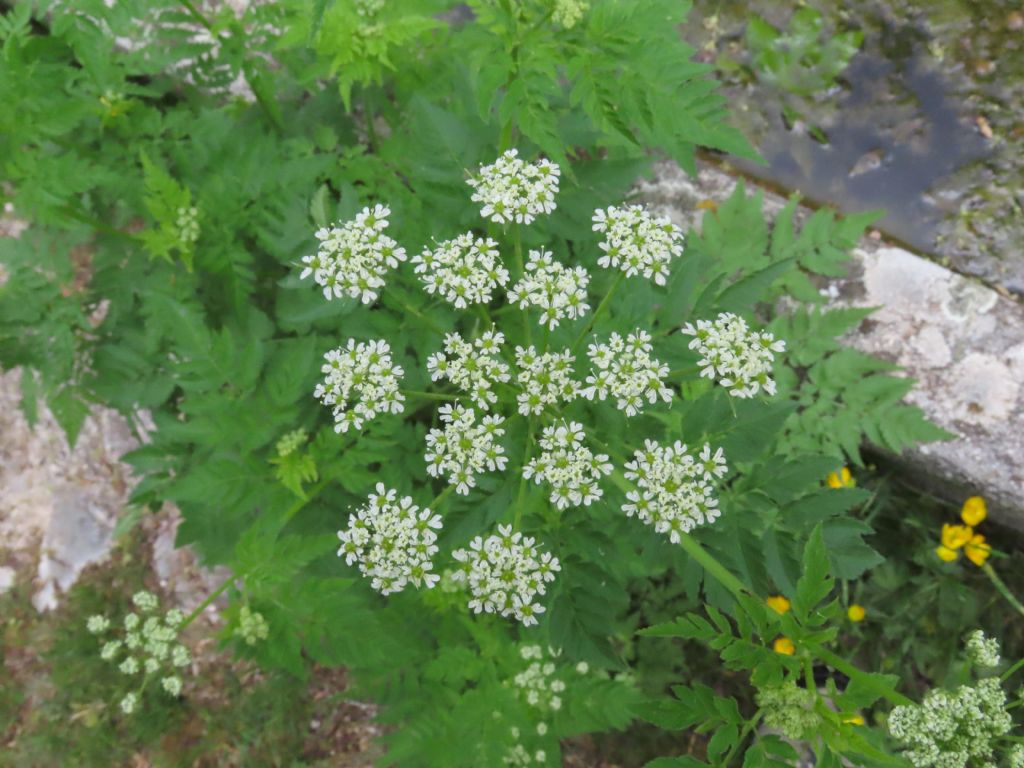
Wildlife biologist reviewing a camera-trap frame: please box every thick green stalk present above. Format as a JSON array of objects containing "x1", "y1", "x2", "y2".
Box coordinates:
[
  {"x1": 180, "y1": 574, "x2": 235, "y2": 630},
  {"x1": 982, "y1": 562, "x2": 1024, "y2": 619},
  {"x1": 573, "y1": 273, "x2": 624, "y2": 351},
  {"x1": 513, "y1": 416, "x2": 536, "y2": 530}
]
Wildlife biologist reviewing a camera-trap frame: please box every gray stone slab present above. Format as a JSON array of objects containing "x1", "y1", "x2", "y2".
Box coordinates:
[{"x1": 637, "y1": 162, "x2": 1024, "y2": 529}]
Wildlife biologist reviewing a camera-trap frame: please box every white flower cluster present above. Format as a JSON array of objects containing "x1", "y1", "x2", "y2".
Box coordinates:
[
  {"x1": 504, "y1": 742, "x2": 547, "y2": 767},
  {"x1": 176, "y1": 205, "x2": 200, "y2": 245},
  {"x1": 965, "y1": 629, "x2": 1001, "y2": 668},
  {"x1": 512, "y1": 645, "x2": 567, "y2": 711},
  {"x1": 337, "y1": 483, "x2": 443, "y2": 594},
  {"x1": 888, "y1": 678, "x2": 1013, "y2": 768},
  {"x1": 427, "y1": 330, "x2": 511, "y2": 409},
  {"x1": 451, "y1": 525, "x2": 561, "y2": 626},
  {"x1": 425, "y1": 404, "x2": 507, "y2": 495},
  {"x1": 467, "y1": 149, "x2": 560, "y2": 225},
  {"x1": 523, "y1": 421, "x2": 612, "y2": 510},
  {"x1": 582, "y1": 330, "x2": 672, "y2": 416},
  {"x1": 412, "y1": 233, "x2": 510, "y2": 308},
  {"x1": 87, "y1": 591, "x2": 191, "y2": 715},
  {"x1": 508, "y1": 249, "x2": 590, "y2": 331},
  {"x1": 591, "y1": 204, "x2": 684, "y2": 286},
  {"x1": 681, "y1": 312, "x2": 786, "y2": 398},
  {"x1": 1011, "y1": 745, "x2": 1024, "y2": 768},
  {"x1": 300, "y1": 204, "x2": 407, "y2": 304},
  {"x1": 623, "y1": 440, "x2": 728, "y2": 542},
  {"x1": 552, "y1": 0, "x2": 588, "y2": 28},
  {"x1": 315, "y1": 339, "x2": 405, "y2": 433},
  {"x1": 514, "y1": 346, "x2": 580, "y2": 416}
]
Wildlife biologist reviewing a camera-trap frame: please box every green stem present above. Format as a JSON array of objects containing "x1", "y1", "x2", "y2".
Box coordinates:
[
  {"x1": 1001, "y1": 656, "x2": 1024, "y2": 684},
  {"x1": 179, "y1": 0, "x2": 217, "y2": 33},
  {"x1": 513, "y1": 225, "x2": 532, "y2": 346},
  {"x1": 723, "y1": 710, "x2": 762, "y2": 767},
  {"x1": 982, "y1": 563, "x2": 1024, "y2": 619},
  {"x1": 573, "y1": 273, "x2": 624, "y2": 351},
  {"x1": 405, "y1": 390, "x2": 459, "y2": 402},
  {"x1": 383, "y1": 292, "x2": 446, "y2": 335},
  {"x1": 810, "y1": 644, "x2": 914, "y2": 706},
  {"x1": 180, "y1": 573, "x2": 235, "y2": 630},
  {"x1": 362, "y1": 89, "x2": 378, "y2": 152},
  {"x1": 428, "y1": 483, "x2": 455, "y2": 512},
  {"x1": 513, "y1": 416, "x2": 536, "y2": 530}
]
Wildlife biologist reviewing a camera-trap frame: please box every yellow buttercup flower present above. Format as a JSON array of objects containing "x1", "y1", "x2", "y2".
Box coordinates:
[
  {"x1": 773, "y1": 636, "x2": 795, "y2": 656},
  {"x1": 847, "y1": 604, "x2": 865, "y2": 622},
  {"x1": 826, "y1": 467, "x2": 854, "y2": 489},
  {"x1": 935, "y1": 545, "x2": 959, "y2": 562},
  {"x1": 960, "y1": 496, "x2": 987, "y2": 527},
  {"x1": 964, "y1": 534, "x2": 991, "y2": 567},
  {"x1": 766, "y1": 595, "x2": 791, "y2": 615},
  {"x1": 940, "y1": 523, "x2": 973, "y2": 550},
  {"x1": 843, "y1": 715, "x2": 865, "y2": 726}
]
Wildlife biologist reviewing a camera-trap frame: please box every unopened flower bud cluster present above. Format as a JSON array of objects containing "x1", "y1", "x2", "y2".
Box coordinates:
[
  {"x1": 237, "y1": 606, "x2": 269, "y2": 646},
  {"x1": 681, "y1": 312, "x2": 786, "y2": 398},
  {"x1": 176, "y1": 206, "x2": 200, "y2": 244},
  {"x1": 452, "y1": 525, "x2": 561, "y2": 626},
  {"x1": 338, "y1": 483, "x2": 443, "y2": 594},
  {"x1": 413, "y1": 234, "x2": 509, "y2": 308},
  {"x1": 508, "y1": 249, "x2": 590, "y2": 330},
  {"x1": 524, "y1": 421, "x2": 612, "y2": 510},
  {"x1": 582, "y1": 330, "x2": 672, "y2": 417},
  {"x1": 965, "y1": 629, "x2": 1001, "y2": 669},
  {"x1": 756, "y1": 681, "x2": 819, "y2": 740},
  {"x1": 315, "y1": 339, "x2": 405, "y2": 433},
  {"x1": 300, "y1": 204, "x2": 407, "y2": 304},
  {"x1": 87, "y1": 591, "x2": 191, "y2": 715},
  {"x1": 592, "y1": 204, "x2": 683, "y2": 286},
  {"x1": 425, "y1": 404, "x2": 507, "y2": 495},
  {"x1": 427, "y1": 330, "x2": 511, "y2": 409},
  {"x1": 623, "y1": 441, "x2": 728, "y2": 543},
  {"x1": 275, "y1": 428, "x2": 307, "y2": 457}
]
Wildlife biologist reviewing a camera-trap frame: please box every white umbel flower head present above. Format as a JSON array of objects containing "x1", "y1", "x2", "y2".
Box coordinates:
[
  {"x1": 511, "y1": 645, "x2": 567, "y2": 712},
  {"x1": 622, "y1": 440, "x2": 728, "y2": 542},
  {"x1": 523, "y1": 421, "x2": 612, "y2": 510},
  {"x1": 427, "y1": 330, "x2": 511, "y2": 410},
  {"x1": 508, "y1": 249, "x2": 590, "y2": 330},
  {"x1": 591, "y1": 204, "x2": 684, "y2": 285},
  {"x1": 337, "y1": 483, "x2": 443, "y2": 595},
  {"x1": 581, "y1": 330, "x2": 672, "y2": 416},
  {"x1": 315, "y1": 339, "x2": 405, "y2": 433},
  {"x1": 425, "y1": 404, "x2": 507, "y2": 495},
  {"x1": 451, "y1": 524, "x2": 560, "y2": 626},
  {"x1": 514, "y1": 346, "x2": 580, "y2": 416},
  {"x1": 680, "y1": 312, "x2": 786, "y2": 398},
  {"x1": 412, "y1": 233, "x2": 510, "y2": 308},
  {"x1": 299, "y1": 204, "x2": 407, "y2": 304},
  {"x1": 467, "y1": 149, "x2": 560, "y2": 225}
]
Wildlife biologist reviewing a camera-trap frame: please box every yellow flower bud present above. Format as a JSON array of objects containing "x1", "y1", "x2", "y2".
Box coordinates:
[
  {"x1": 843, "y1": 715, "x2": 865, "y2": 726},
  {"x1": 940, "y1": 523, "x2": 973, "y2": 550},
  {"x1": 847, "y1": 604, "x2": 865, "y2": 622},
  {"x1": 766, "y1": 595, "x2": 791, "y2": 615},
  {"x1": 960, "y1": 496, "x2": 987, "y2": 527},
  {"x1": 935, "y1": 545, "x2": 959, "y2": 562},
  {"x1": 964, "y1": 534, "x2": 991, "y2": 567},
  {"x1": 773, "y1": 636, "x2": 795, "y2": 656},
  {"x1": 826, "y1": 467, "x2": 854, "y2": 489}
]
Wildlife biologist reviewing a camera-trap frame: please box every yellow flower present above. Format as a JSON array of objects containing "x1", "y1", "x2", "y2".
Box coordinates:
[
  {"x1": 847, "y1": 604, "x2": 865, "y2": 622},
  {"x1": 964, "y1": 534, "x2": 991, "y2": 567},
  {"x1": 843, "y1": 715, "x2": 865, "y2": 726},
  {"x1": 960, "y1": 496, "x2": 987, "y2": 527},
  {"x1": 940, "y1": 523, "x2": 973, "y2": 550},
  {"x1": 766, "y1": 595, "x2": 791, "y2": 615},
  {"x1": 826, "y1": 467, "x2": 854, "y2": 489},
  {"x1": 773, "y1": 636, "x2": 795, "y2": 656},
  {"x1": 935, "y1": 545, "x2": 959, "y2": 562}
]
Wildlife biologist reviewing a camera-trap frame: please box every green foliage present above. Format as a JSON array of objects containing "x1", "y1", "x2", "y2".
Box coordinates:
[{"x1": 0, "y1": 1, "x2": 982, "y2": 766}]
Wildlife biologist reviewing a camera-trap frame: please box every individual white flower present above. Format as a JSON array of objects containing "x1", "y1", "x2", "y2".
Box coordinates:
[
  {"x1": 412, "y1": 233, "x2": 510, "y2": 308},
  {"x1": 87, "y1": 615, "x2": 110, "y2": 634},
  {"x1": 622, "y1": 440, "x2": 728, "y2": 542},
  {"x1": 575, "y1": 661, "x2": 589, "y2": 675},
  {"x1": 508, "y1": 249, "x2": 590, "y2": 330},
  {"x1": 523, "y1": 421, "x2": 612, "y2": 510},
  {"x1": 315, "y1": 339, "x2": 405, "y2": 433},
  {"x1": 965, "y1": 629, "x2": 1000, "y2": 668},
  {"x1": 337, "y1": 483, "x2": 443, "y2": 595},
  {"x1": 120, "y1": 692, "x2": 138, "y2": 715},
  {"x1": 451, "y1": 525, "x2": 560, "y2": 626},
  {"x1": 427, "y1": 330, "x2": 511, "y2": 410},
  {"x1": 514, "y1": 346, "x2": 580, "y2": 416},
  {"x1": 536, "y1": 722, "x2": 548, "y2": 736},
  {"x1": 467, "y1": 149, "x2": 560, "y2": 225},
  {"x1": 299, "y1": 204, "x2": 407, "y2": 304},
  {"x1": 424, "y1": 404, "x2": 507, "y2": 495},
  {"x1": 581, "y1": 330, "x2": 672, "y2": 416},
  {"x1": 591, "y1": 204, "x2": 684, "y2": 285},
  {"x1": 680, "y1": 312, "x2": 786, "y2": 398}
]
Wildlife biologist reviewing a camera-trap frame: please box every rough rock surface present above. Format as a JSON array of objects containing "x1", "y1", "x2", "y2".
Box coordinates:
[{"x1": 638, "y1": 161, "x2": 1024, "y2": 529}]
